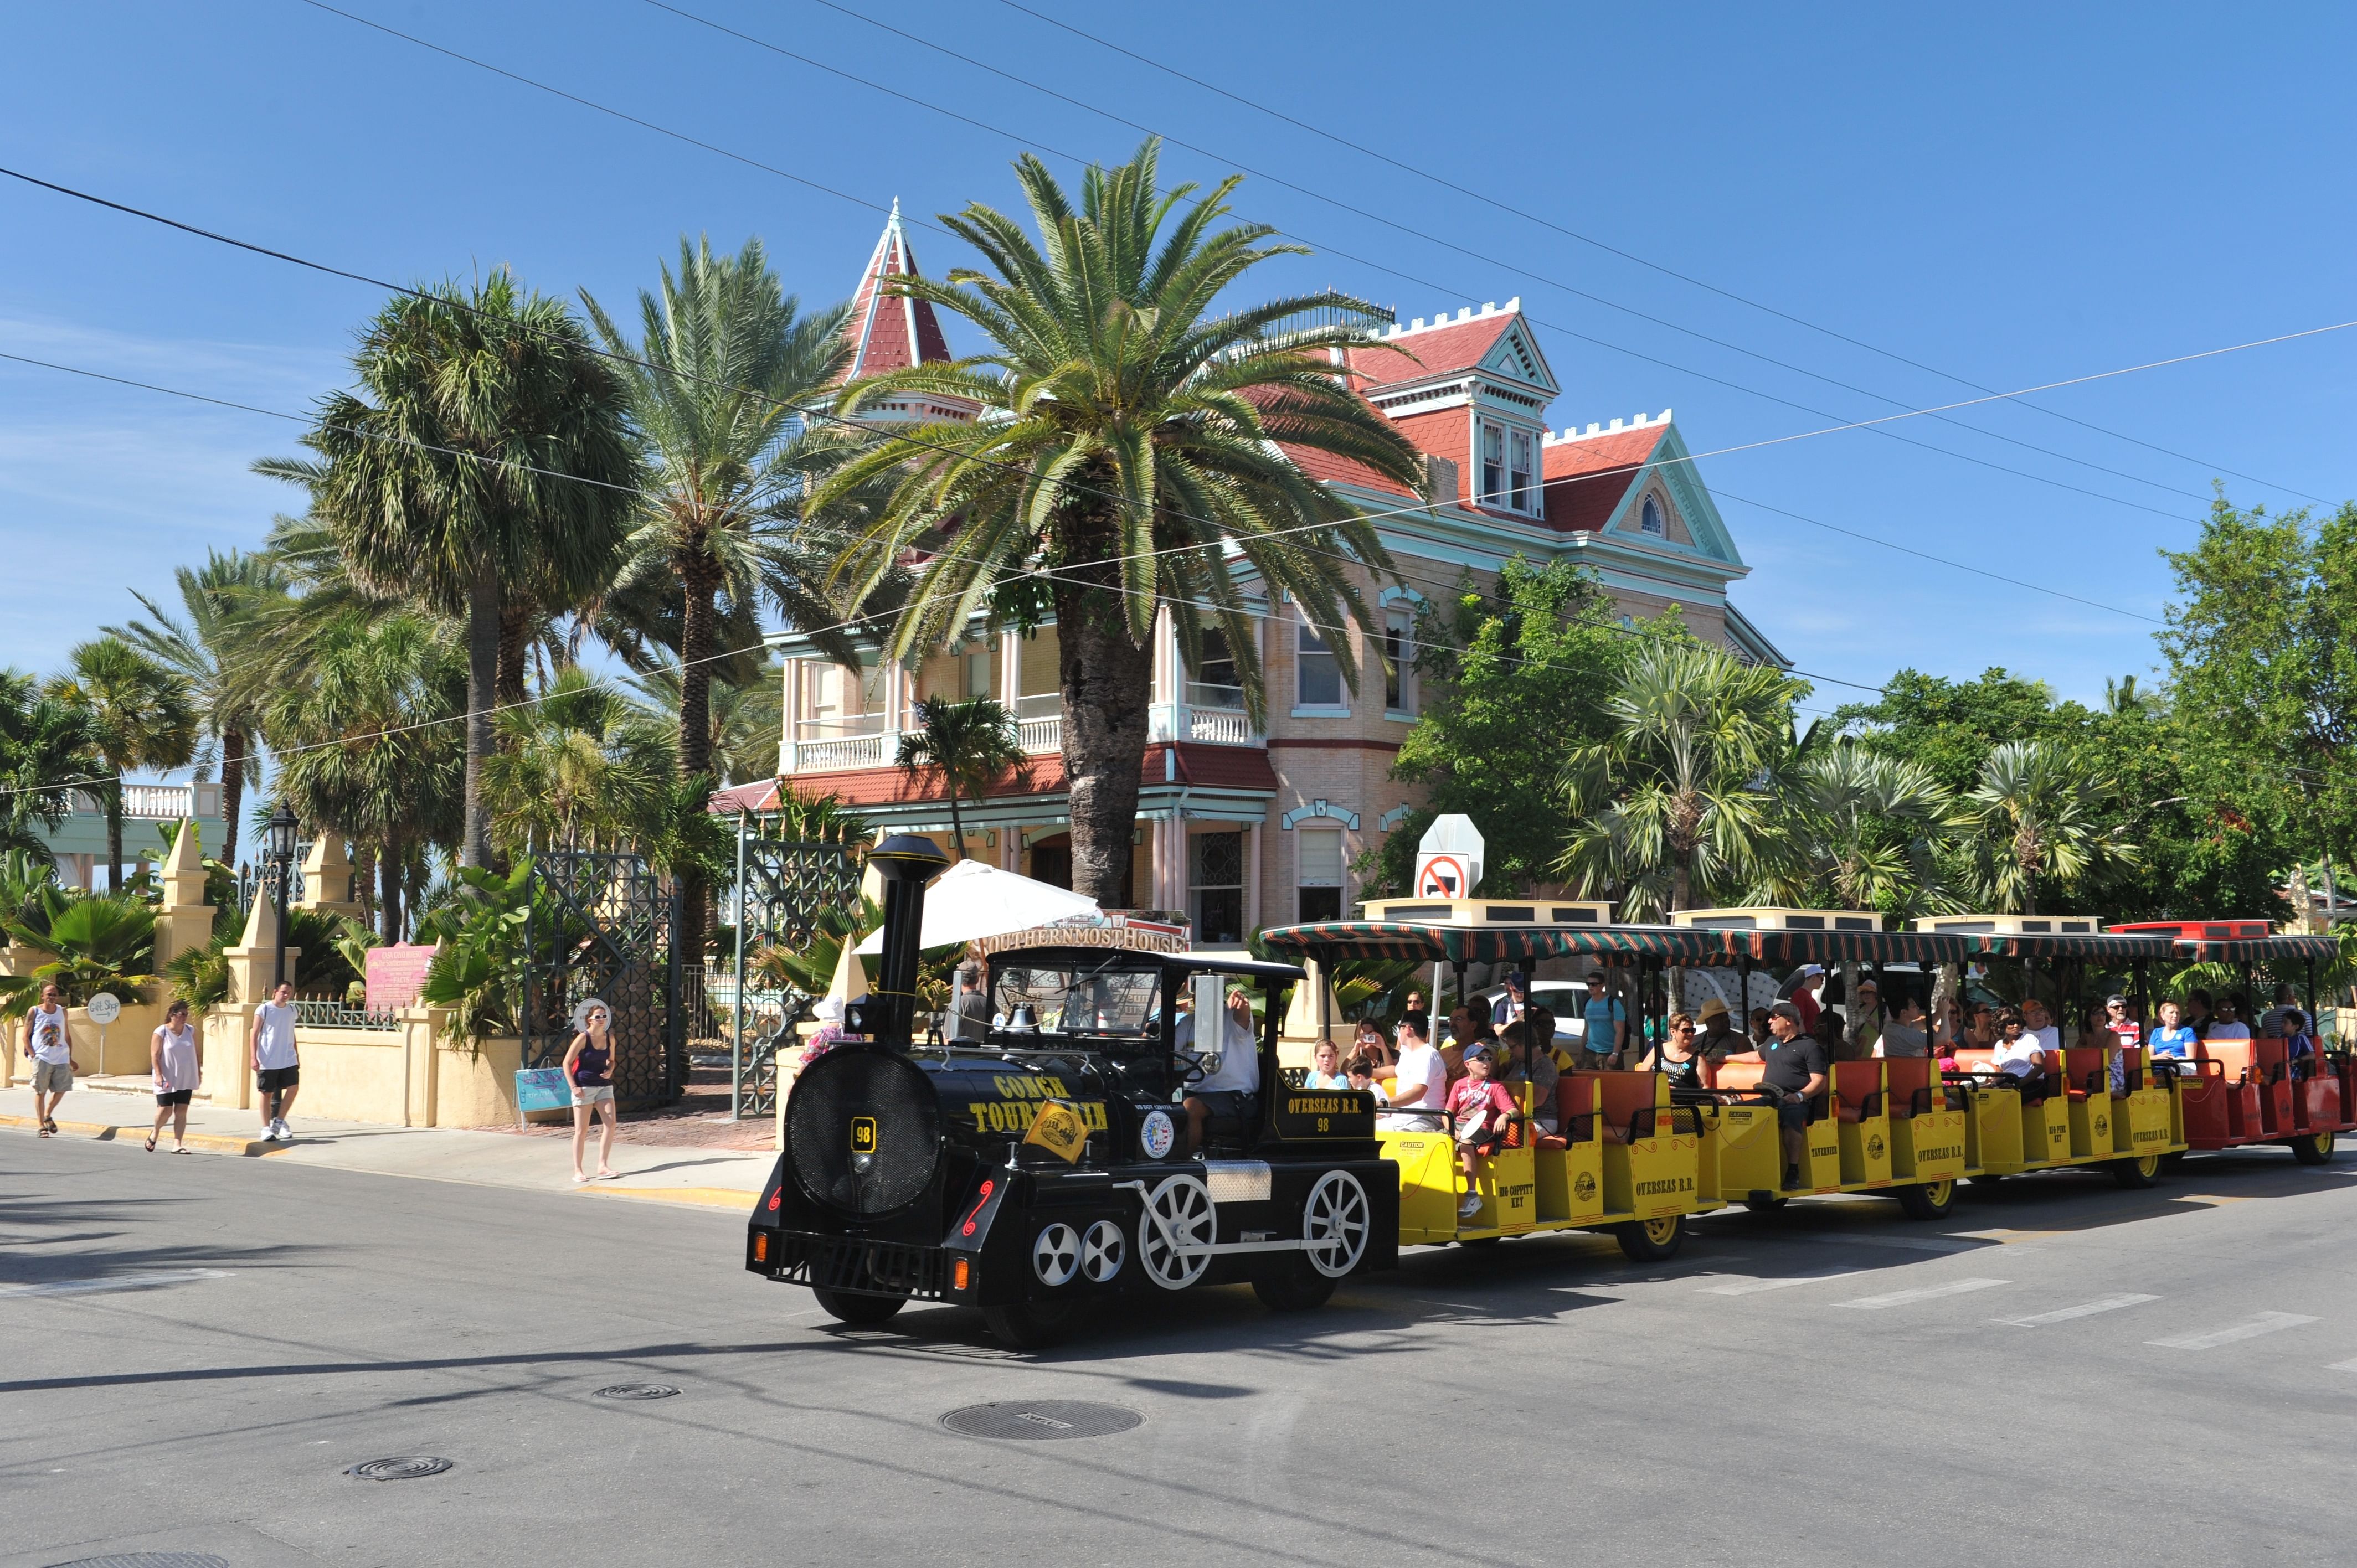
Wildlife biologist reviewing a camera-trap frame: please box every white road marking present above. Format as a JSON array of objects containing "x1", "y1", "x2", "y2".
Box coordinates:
[
  {"x1": 0, "y1": 1268, "x2": 229, "y2": 1299},
  {"x1": 1994, "y1": 1293, "x2": 2160, "y2": 1327},
  {"x1": 1698, "y1": 1271, "x2": 1867, "y2": 1296},
  {"x1": 2147, "y1": 1312, "x2": 2319, "y2": 1350},
  {"x1": 2327, "y1": 1357, "x2": 2357, "y2": 1373},
  {"x1": 1837, "y1": 1277, "x2": 2010, "y2": 1309}
]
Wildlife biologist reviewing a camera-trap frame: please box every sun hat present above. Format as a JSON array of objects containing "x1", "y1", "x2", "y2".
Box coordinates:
[{"x1": 1699, "y1": 998, "x2": 1731, "y2": 1023}]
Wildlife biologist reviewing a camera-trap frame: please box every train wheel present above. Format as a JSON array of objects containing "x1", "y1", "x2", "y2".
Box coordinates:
[
  {"x1": 2111, "y1": 1152, "x2": 2163, "y2": 1189},
  {"x1": 1743, "y1": 1196, "x2": 1788, "y2": 1215},
  {"x1": 812, "y1": 1288, "x2": 905, "y2": 1327},
  {"x1": 1253, "y1": 1257, "x2": 1340, "y2": 1313},
  {"x1": 1301, "y1": 1171, "x2": 1373, "y2": 1278},
  {"x1": 1615, "y1": 1215, "x2": 1684, "y2": 1262},
  {"x1": 1138, "y1": 1174, "x2": 1216, "y2": 1291},
  {"x1": 2291, "y1": 1129, "x2": 2337, "y2": 1165},
  {"x1": 982, "y1": 1300, "x2": 1083, "y2": 1350},
  {"x1": 1895, "y1": 1178, "x2": 1957, "y2": 1221}
]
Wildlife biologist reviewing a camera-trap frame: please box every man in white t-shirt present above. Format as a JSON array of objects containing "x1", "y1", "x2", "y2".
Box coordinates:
[
  {"x1": 2021, "y1": 998, "x2": 2062, "y2": 1058},
  {"x1": 23, "y1": 982, "x2": 77, "y2": 1136},
  {"x1": 1175, "y1": 987, "x2": 1260, "y2": 1155},
  {"x1": 2204, "y1": 998, "x2": 2252, "y2": 1041},
  {"x1": 250, "y1": 981, "x2": 300, "y2": 1141},
  {"x1": 1381, "y1": 1017, "x2": 1448, "y2": 1133}
]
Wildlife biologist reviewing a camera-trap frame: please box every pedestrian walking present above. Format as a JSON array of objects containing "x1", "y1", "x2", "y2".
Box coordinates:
[
  {"x1": 564, "y1": 998, "x2": 619, "y2": 1183},
  {"x1": 250, "y1": 981, "x2": 300, "y2": 1141},
  {"x1": 23, "y1": 982, "x2": 77, "y2": 1137},
  {"x1": 148, "y1": 998, "x2": 200, "y2": 1153}
]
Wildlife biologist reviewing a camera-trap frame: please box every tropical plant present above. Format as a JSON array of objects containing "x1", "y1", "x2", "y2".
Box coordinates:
[
  {"x1": 627, "y1": 655, "x2": 784, "y2": 792},
  {"x1": 749, "y1": 894, "x2": 885, "y2": 997},
  {"x1": 414, "y1": 859, "x2": 592, "y2": 1045},
  {"x1": 0, "y1": 672, "x2": 104, "y2": 864},
  {"x1": 47, "y1": 637, "x2": 198, "y2": 891},
  {"x1": 105, "y1": 549, "x2": 289, "y2": 866},
  {"x1": 1759, "y1": 740, "x2": 1964, "y2": 918},
  {"x1": 1556, "y1": 641, "x2": 1807, "y2": 918},
  {"x1": 895, "y1": 695, "x2": 1026, "y2": 860},
  {"x1": 0, "y1": 847, "x2": 60, "y2": 929},
  {"x1": 263, "y1": 611, "x2": 464, "y2": 942},
  {"x1": 256, "y1": 269, "x2": 638, "y2": 866},
  {"x1": 0, "y1": 891, "x2": 157, "y2": 1012},
  {"x1": 480, "y1": 668, "x2": 673, "y2": 855},
  {"x1": 758, "y1": 785, "x2": 872, "y2": 846},
  {"x1": 1963, "y1": 740, "x2": 2138, "y2": 914},
  {"x1": 159, "y1": 906, "x2": 372, "y2": 1010},
  {"x1": 814, "y1": 138, "x2": 1428, "y2": 906}
]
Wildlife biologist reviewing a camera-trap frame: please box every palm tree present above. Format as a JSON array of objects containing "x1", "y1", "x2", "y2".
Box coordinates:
[
  {"x1": 104, "y1": 549, "x2": 289, "y2": 868},
  {"x1": 48, "y1": 637, "x2": 198, "y2": 891},
  {"x1": 1557, "y1": 641, "x2": 1804, "y2": 917},
  {"x1": 896, "y1": 695, "x2": 1027, "y2": 860},
  {"x1": 812, "y1": 139, "x2": 1428, "y2": 906},
  {"x1": 626, "y1": 656, "x2": 784, "y2": 791},
  {"x1": 1965, "y1": 740, "x2": 2137, "y2": 914},
  {"x1": 0, "y1": 672, "x2": 102, "y2": 863},
  {"x1": 263, "y1": 611, "x2": 464, "y2": 943},
  {"x1": 255, "y1": 269, "x2": 637, "y2": 867},
  {"x1": 1764, "y1": 740, "x2": 1963, "y2": 917},
  {"x1": 480, "y1": 668, "x2": 673, "y2": 856}
]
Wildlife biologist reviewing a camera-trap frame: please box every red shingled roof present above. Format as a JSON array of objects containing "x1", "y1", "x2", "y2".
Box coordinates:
[
  {"x1": 841, "y1": 201, "x2": 952, "y2": 381},
  {"x1": 1344, "y1": 312, "x2": 1516, "y2": 389},
  {"x1": 1280, "y1": 442, "x2": 1421, "y2": 501},
  {"x1": 718, "y1": 744, "x2": 1278, "y2": 813},
  {"x1": 1543, "y1": 426, "x2": 1664, "y2": 533}
]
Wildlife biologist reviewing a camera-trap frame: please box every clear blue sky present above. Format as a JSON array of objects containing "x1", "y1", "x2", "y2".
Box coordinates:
[{"x1": 3, "y1": 0, "x2": 2351, "y2": 728}]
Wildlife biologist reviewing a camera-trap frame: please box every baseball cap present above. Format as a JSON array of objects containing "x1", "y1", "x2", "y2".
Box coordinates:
[
  {"x1": 1462, "y1": 1039, "x2": 1496, "y2": 1061},
  {"x1": 1506, "y1": 970, "x2": 1529, "y2": 988},
  {"x1": 2106, "y1": 993, "x2": 2127, "y2": 1007}
]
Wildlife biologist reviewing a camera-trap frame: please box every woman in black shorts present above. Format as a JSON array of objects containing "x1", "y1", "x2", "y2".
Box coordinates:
[
  {"x1": 564, "y1": 1000, "x2": 620, "y2": 1183},
  {"x1": 148, "y1": 999, "x2": 200, "y2": 1153}
]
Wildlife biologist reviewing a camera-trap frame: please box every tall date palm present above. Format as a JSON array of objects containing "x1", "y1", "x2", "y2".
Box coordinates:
[
  {"x1": 256, "y1": 270, "x2": 637, "y2": 867},
  {"x1": 813, "y1": 139, "x2": 1428, "y2": 906},
  {"x1": 49, "y1": 637, "x2": 197, "y2": 891}
]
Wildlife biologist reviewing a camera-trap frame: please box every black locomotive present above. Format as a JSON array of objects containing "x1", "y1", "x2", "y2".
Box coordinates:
[{"x1": 745, "y1": 834, "x2": 1399, "y2": 1347}]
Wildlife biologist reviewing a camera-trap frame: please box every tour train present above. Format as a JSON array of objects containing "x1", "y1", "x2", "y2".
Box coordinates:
[{"x1": 745, "y1": 836, "x2": 2347, "y2": 1346}]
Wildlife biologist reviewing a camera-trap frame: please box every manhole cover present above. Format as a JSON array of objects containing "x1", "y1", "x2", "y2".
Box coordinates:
[
  {"x1": 594, "y1": 1383, "x2": 681, "y2": 1400},
  {"x1": 940, "y1": 1401, "x2": 1141, "y2": 1440},
  {"x1": 346, "y1": 1456, "x2": 455, "y2": 1481},
  {"x1": 51, "y1": 1556, "x2": 230, "y2": 1567}
]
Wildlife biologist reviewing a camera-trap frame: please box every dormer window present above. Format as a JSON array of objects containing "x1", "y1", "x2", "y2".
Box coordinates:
[
  {"x1": 1640, "y1": 495, "x2": 1665, "y2": 535},
  {"x1": 1478, "y1": 419, "x2": 1539, "y2": 515},
  {"x1": 1481, "y1": 424, "x2": 1505, "y2": 508},
  {"x1": 1511, "y1": 431, "x2": 1535, "y2": 512}
]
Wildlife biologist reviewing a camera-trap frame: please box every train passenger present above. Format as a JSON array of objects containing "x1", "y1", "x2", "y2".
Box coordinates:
[
  {"x1": 1354, "y1": 1018, "x2": 1395, "y2": 1072},
  {"x1": 2282, "y1": 1009, "x2": 2318, "y2": 1067},
  {"x1": 1345, "y1": 1051, "x2": 1387, "y2": 1101},
  {"x1": 1500, "y1": 1020, "x2": 1561, "y2": 1133},
  {"x1": 1580, "y1": 969, "x2": 1627, "y2": 1068},
  {"x1": 2205, "y1": 998, "x2": 2252, "y2": 1041},
  {"x1": 1400, "y1": 987, "x2": 1430, "y2": 1042},
  {"x1": 1696, "y1": 998, "x2": 1748, "y2": 1064},
  {"x1": 2260, "y1": 982, "x2": 2299, "y2": 1037},
  {"x1": 1492, "y1": 971, "x2": 1530, "y2": 1028},
  {"x1": 1991, "y1": 1010, "x2": 2047, "y2": 1083},
  {"x1": 1381, "y1": 1015, "x2": 1447, "y2": 1133},
  {"x1": 1747, "y1": 1007, "x2": 1774, "y2": 1050},
  {"x1": 2102, "y1": 994, "x2": 2140, "y2": 1046},
  {"x1": 1304, "y1": 1040, "x2": 1350, "y2": 1090},
  {"x1": 1176, "y1": 986, "x2": 1260, "y2": 1157},
  {"x1": 1726, "y1": 1002, "x2": 1827, "y2": 1190},
  {"x1": 1812, "y1": 1008, "x2": 1857, "y2": 1063},
  {"x1": 2146, "y1": 999, "x2": 2198, "y2": 1058},
  {"x1": 950, "y1": 962, "x2": 991, "y2": 1042},
  {"x1": 1448, "y1": 1040, "x2": 1519, "y2": 1219},
  {"x1": 2075, "y1": 1004, "x2": 2115, "y2": 1052},
  {"x1": 1850, "y1": 978, "x2": 1883, "y2": 1054},
  {"x1": 2185, "y1": 989, "x2": 2216, "y2": 1038},
  {"x1": 1638, "y1": 1012, "x2": 1708, "y2": 1093},
  {"x1": 2021, "y1": 998, "x2": 2062, "y2": 1058},
  {"x1": 1790, "y1": 966, "x2": 1827, "y2": 1031},
  {"x1": 1877, "y1": 993, "x2": 1931, "y2": 1058}
]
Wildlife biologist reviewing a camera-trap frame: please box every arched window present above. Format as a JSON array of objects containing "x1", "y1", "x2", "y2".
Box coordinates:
[{"x1": 1640, "y1": 495, "x2": 1665, "y2": 535}]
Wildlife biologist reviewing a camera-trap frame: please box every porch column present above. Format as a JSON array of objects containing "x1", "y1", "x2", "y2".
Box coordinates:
[
  {"x1": 998, "y1": 634, "x2": 1021, "y2": 710},
  {"x1": 1244, "y1": 822, "x2": 1261, "y2": 932},
  {"x1": 778, "y1": 660, "x2": 802, "y2": 774}
]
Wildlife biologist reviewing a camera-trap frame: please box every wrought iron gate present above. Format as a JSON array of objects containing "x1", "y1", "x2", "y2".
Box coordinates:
[
  {"x1": 728, "y1": 834, "x2": 861, "y2": 1118},
  {"x1": 521, "y1": 849, "x2": 682, "y2": 1105}
]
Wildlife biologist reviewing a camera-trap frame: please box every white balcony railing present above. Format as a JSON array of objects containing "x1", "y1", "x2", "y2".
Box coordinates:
[
  {"x1": 69, "y1": 782, "x2": 222, "y2": 819},
  {"x1": 1186, "y1": 706, "x2": 1254, "y2": 745},
  {"x1": 1018, "y1": 716, "x2": 1062, "y2": 754},
  {"x1": 783, "y1": 699, "x2": 1258, "y2": 775},
  {"x1": 794, "y1": 733, "x2": 891, "y2": 772}
]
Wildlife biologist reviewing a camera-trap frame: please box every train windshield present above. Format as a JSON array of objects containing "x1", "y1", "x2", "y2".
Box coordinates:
[{"x1": 992, "y1": 958, "x2": 1164, "y2": 1040}]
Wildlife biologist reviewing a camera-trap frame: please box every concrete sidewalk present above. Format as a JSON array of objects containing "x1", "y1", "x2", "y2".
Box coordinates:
[{"x1": 0, "y1": 1084, "x2": 771, "y2": 1211}]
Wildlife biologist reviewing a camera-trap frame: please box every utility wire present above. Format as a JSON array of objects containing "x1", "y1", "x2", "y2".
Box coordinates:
[{"x1": 985, "y1": 0, "x2": 2334, "y2": 508}]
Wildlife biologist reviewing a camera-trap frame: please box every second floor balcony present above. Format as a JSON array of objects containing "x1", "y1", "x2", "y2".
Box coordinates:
[{"x1": 782, "y1": 690, "x2": 1261, "y2": 777}]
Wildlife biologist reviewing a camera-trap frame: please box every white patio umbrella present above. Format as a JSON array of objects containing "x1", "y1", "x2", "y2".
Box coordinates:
[{"x1": 855, "y1": 858, "x2": 1102, "y2": 954}]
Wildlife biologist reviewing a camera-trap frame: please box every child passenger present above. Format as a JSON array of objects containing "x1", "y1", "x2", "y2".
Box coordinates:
[
  {"x1": 1303, "y1": 1040, "x2": 1350, "y2": 1090},
  {"x1": 1448, "y1": 1040, "x2": 1519, "y2": 1220}
]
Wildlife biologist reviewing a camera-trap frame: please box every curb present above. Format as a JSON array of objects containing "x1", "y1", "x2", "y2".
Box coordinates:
[
  {"x1": 577, "y1": 1184, "x2": 760, "y2": 1211},
  {"x1": 1, "y1": 1115, "x2": 285, "y2": 1158}
]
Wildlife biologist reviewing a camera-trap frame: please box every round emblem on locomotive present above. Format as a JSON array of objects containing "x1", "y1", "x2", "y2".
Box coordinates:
[{"x1": 1140, "y1": 1108, "x2": 1175, "y2": 1160}]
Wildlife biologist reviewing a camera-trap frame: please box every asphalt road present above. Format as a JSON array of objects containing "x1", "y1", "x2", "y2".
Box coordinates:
[{"x1": 6, "y1": 1135, "x2": 2355, "y2": 1568}]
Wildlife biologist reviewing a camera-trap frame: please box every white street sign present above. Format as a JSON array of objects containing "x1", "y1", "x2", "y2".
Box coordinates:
[
  {"x1": 85, "y1": 992, "x2": 121, "y2": 1025},
  {"x1": 1414, "y1": 815, "x2": 1484, "y2": 899}
]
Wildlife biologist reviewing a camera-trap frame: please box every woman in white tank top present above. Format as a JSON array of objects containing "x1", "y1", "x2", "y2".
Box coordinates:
[{"x1": 149, "y1": 998, "x2": 200, "y2": 1153}]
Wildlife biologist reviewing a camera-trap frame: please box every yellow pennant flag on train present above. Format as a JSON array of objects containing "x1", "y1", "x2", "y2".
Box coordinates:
[{"x1": 1023, "y1": 1100, "x2": 1089, "y2": 1163}]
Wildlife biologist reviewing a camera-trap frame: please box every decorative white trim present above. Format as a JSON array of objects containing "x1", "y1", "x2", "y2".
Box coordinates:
[
  {"x1": 1290, "y1": 705, "x2": 1352, "y2": 720},
  {"x1": 1280, "y1": 799, "x2": 1360, "y2": 831},
  {"x1": 1378, "y1": 804, "x2": 1414, "y2": 831}
]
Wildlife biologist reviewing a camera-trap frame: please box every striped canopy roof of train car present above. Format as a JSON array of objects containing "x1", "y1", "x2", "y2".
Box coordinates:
[
  {"x1": 2171, "y1": 933, "x2": 2340, "y2": 963},
  {"x1": 1257, "y1": 921, "x2": 1736, "y2": 965}
]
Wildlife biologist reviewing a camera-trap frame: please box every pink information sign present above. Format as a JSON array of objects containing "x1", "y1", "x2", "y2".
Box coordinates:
[{"x1": 366, "y1": 943, "x2": 440, "y2": 1010}]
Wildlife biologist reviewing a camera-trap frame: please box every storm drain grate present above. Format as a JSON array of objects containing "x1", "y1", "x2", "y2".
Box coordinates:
[
  {"x1": 52, "y1": 1556, "x2": 230, "y2": 1567},
  {"x1": 346, "y1": 1456, "x2": 454, "y2": 1481},
  {"x1": 941, "y1": 1401, "x2": 1142, "y2": 1440},
  {"x1": 594, "y1": 1383, "x2": 682, "y2": 1400}
]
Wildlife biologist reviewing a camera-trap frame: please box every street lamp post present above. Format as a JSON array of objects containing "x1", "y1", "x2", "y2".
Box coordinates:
[{"x1": 266, "y1": 803, "x2": 297, "y2": 991}]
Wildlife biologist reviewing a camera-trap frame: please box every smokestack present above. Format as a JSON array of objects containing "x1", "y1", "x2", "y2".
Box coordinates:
[{"x1": 864, "y1": 834, "x2": 950, "y2": 1046}]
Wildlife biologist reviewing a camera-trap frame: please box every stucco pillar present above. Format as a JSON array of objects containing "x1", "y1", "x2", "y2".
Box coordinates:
[
  {"x1": 155, "y1": 817, "x2": 215, "y2": 971},
  {"x1": 294, "y1": 837, "x2": 361, "y2": 919},
  {"x1": 225, "y1": 891, "x2": 300, "y2": 1005}
]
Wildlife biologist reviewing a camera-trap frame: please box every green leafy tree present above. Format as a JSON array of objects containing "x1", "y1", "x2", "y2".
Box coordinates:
[
  {"x1": 627, "y1": 656, "x2": 784, "y2": 793},
  {"x1": 0, "y1": 672, "x2": 102, "y2": 863},
  {"x1": 1963, "y1": 740, "x2": 2137, "y2": 914},
  {"x1": 263, "y1": 612, "x2": 464, "y2": 942},
  {"x1": 1370, "y1": 559, "x2": 1638, "y2": 895},
  {"x1": 480, "y1": 668, "x2": 673, "y2": 855},
  {"x1": 105, "y1": 549, "x2": 289, "y2": 866},
  {"x1": 1759, "y1": 740, "x2": 1963, "y2": 918},
  {"x1": 256, "y1": 270, "x2": 638, "y2": 867},
  {"x1": 814, "y1": 139, "x2": 1428, "y2": 906},
  {"x1": 896, "y1": 695, "x2": 1027, "y2": 860},
  {"x1": 48, "y1": 637, "x2": 198, "y2": 891},
  {"x1": 1557, "y1": 640, "x2": 1807, "y2": 917}
]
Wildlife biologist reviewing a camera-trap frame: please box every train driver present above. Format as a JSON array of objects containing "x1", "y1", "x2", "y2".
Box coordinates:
[
  {"x1": 1175, "y1": 985, "x2": 1260, "y2": 1156},
  {"x1": 1725, "y1": 1002, "x2": 1826, "y2": 1190}
]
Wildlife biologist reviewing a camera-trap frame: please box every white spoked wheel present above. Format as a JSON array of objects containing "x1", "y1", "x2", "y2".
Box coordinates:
[
  {"x1": 1031, "y1": 1223, "x2": 1080, "y2": 1287},
  {"x1": 1138, "y1": 1174, "x2": 1215, "y2": 1290},
  {"x1": 1080, "y1": 1220, "x2": 1126, "y2": 1283},
  {"x1": 1301, "y1": 1170, "x2": 1372, "y2": 1278}
]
